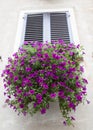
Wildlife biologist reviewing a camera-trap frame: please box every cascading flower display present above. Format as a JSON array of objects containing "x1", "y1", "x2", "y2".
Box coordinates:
[{"x1": 1, "y1": 40, "x2": 88, "y2": 126}]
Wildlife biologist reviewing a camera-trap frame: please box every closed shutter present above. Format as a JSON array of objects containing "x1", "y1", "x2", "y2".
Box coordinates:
[
  {"x1": 50, "y1": 13, "x2": 70, "y2": 43},
  {"x1": 24, "y1": 13, "x2": 71, "y2": 43},
  {"x1": 24, "y1": 14, "x2": 43, "y2": 42}
]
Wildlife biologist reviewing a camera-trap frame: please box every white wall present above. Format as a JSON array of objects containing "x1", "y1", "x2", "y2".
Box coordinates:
[{"x1": 0, "y1": 0, "x2": 93, "y2": 130}]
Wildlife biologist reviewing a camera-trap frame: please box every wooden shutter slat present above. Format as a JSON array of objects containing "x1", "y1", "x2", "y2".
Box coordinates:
[
  {"x1": 50, "y1": 13, "x2": 70, "y2": 43},
  {"x1": 24, "y1": 14, "x2": 43, "y2": 42}
]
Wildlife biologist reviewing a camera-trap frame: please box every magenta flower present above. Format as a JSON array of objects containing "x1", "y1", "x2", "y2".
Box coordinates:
[
  {"x1": 1, "y1": 40, "x2": 88, "y2": 126},
  {"x1": 36, "y1": 94, "x2": 42, "y2": 99},
  {"x1": 19, "y1": 104, "x2": 24, "y2": 108},
  {"x1": 18, "y1": 98, "x2": 22, "y2": 103},
  {"x1": 33, "y1": 103, "x2": 37, "y2": 108},
  {"x1": 69, "y1": 51, "x2": 74, "y2": 56},
  {"x1": 41, "y1": 108, "x2": 46, "y2": 114},
  {"x1": 37, "y1": 98, "x2": 42, "y2": 104},
  {"x1": 7, "y1": 81, "x2": 11, "y2": 85},
  {"x1": 63, "y1": 121, "x2": 67, "y2": 126},
  {"x1": 60, "y1": 62, "x2": 66, "y2": 67},
  {"x1": 71, "y1": 116, "x2": 75, "y2": 120},
  {"x1": 52, "y1": 53, "x2": 61, "y2": 60},
  {"x1": 76, "y1": 95, "x2": 82, "y2": 101},
  {"x1": 44, "y1": 53, "x2": 49, "y2": 59},
  {"x1": 80, "y1": 66, "x2": 84, "y2": 72},
  {"x1": 42, "y1": 84, "x2": 49, "y2": 89},
  {"x1": 22, "y1": 78, "x2": 30, "y2": 85},
  {"x1": 42, "y1": 90, "x2": 47, "y2": 95},
  {"x1": 17, "y1": 89, "x2": 22, "y2": 94},
  {"x1": 76, "y1": 81, "x2": 81, "y2": 88},
  {"x1": 26, "y1": 67, "x2": 32, "y2": 72},
  {"x1": 21, "y1": 61, "x2": 24, "y2": 66},
  {"x1": 24, "y1": 41, "x2": 28, "y2": 45},
  {"x1": 23, "y1": 92, "x2": 29, "y2": 96},
  {"x1": 50, "y1": 93, "x2": 56, "y2": 99},
  {"x1": 82, "y1": 78, "x2": 88, "y2": 84},
  {"x1": 8, "y1": 57, "x2": 12, "y2": 63},
  {"x1": 29, "y1": 90, "x2": 35, "y2": 95},
  {"x1": 69, "y1": 102, "x2": 75, "y2": 110},
  {"x1": 75, "y1": 76, "x2": 79, "y2": 80},
  {"x1": 58, "y1": 91, "x2": 64, "y2": 98},
  {"x1": 4, "y1": 84, "x2": 7, "y2": 89},
  {"x1": 14, "y1": 76, "x2": 18, "y2": 82},
  {"x1": 37, "y1": 53, "x2": 42, "y2": 57},
  {"x1": 51, "y1": 83, "x2": 56, "y2": 88}
]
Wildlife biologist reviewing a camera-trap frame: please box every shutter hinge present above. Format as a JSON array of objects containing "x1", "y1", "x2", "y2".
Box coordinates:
[
  {"x1": 67, "y1": 14, "x2": 70, "y2": 17},
  {"x1": 23, "y1": 14, "x2": 27, "y2": 19},
  {"x1": 23, "y1": 16, "x2": 26, "y2": 19},
  {"x1": 66, "y1": 13, "x2": 70, "y2": 18}
]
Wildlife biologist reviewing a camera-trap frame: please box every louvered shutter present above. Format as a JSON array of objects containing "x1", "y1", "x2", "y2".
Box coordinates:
[
  {"x1": 24, "y1": 14, "x2": 43, "y2": 42},
  {"x1": 50, "y1": 13, "x2": 70, "y2": 43}
]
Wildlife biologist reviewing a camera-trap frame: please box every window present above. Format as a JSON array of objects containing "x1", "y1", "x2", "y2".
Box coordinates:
[
  {"x1": 14, "y1": 9, "x2": 79, "y2": 52},
  {"x1": 24, "y1": 13, "x2": 70, "y2": 43}
]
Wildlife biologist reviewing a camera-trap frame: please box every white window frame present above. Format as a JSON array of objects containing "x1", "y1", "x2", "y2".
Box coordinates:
[
  {"x1": 14, "y1": 8, "x2": 79, "y2": 52},
  {"x1": 43, "y1": 13, "x2": 51, "y2": 42}
]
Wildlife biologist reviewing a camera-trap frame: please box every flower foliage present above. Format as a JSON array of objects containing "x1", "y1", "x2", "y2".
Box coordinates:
[{"x1": 1, "y1": 40, "x2": 88, "y2": 126}]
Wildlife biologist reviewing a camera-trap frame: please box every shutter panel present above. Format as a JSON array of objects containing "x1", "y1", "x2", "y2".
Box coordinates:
[
  {"x1": 50, "y1": 13, "x2": 70, "y2": 43},
  {"x1": 24, "y1": 14, "x2": 43, "y2": 42}
]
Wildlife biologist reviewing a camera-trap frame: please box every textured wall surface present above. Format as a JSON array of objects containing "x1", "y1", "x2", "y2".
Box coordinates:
[{"x1": 0, "y1": 0, "x2": 93, "y2": 130}]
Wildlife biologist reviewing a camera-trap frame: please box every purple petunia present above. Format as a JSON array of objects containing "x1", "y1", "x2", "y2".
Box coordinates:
[
  {"x1": 22, "y1": 78, "x2": 30, "y2": 85},
  {"x1": 69, "y1": 102, "x2": 76, "y2": 110},
  {"x1": 24, "y1": 41, "x2": 28, "y2": 45},
  {"x1": 42, "y1": 90, "x2": 47, "y2": 95},
  {"x1": 36, "y1": 94, "x2": 42, "y2": 99},
  {"x1": 41, "y1": 108, "x2": 46, "y2": 114},
  {"x1": 42, "y1": 84, "x2": 49, "y2": 89},
  {"x1": 69, "y1": 51, "x2": 74, "y2": 56},
  {"x1": 1, "y1": 40, "x2": 88, "y2": 126},
  {"x1": 18, "y1": 98, "x2": 22, "y2": 103},
  {"x1": 51, "y1": 83, "x2": 56, "y2": 88},
  {"x1": 58, "y1": 91, "x2": 64, "y2": 98},
  {"x1": 26, "y1": 67, "x2": 32, "y2": 72},
  {"x1": 19, "y1": 104, "x2": 24, "y2": 108},
  {"x1": 76, "y1": 81, "x2": 81, "y2": 88},
  {"x1": 80, "y1": 66, "x2": 84, "y2": 72},
  {"x1": 37, "y1": 98, "x2": 42, "y2": 104},
  {"x1": 14, "y1": 76, "x2": 18, "y2": 82},
  {"x1": 71, "y1": 116, "x2": 75, "y2": 120},
  {"x1": 17, "y1": 89, "x2": 22, "y2": 94},
  {"x1": 4, "y1": 84, "x2": 7, "y2": 89},
  {"x1": 63, "y1": 121, "x2": 67, "y2": 126},
  {"x1": 33, "y1": 103, "x2": 37, "y2": 108},
  {"x1": 76, "y1": 95, "x2": 82, "y2": 101},
  {"x1": 44, "y1": 53, "x2": 49, "y2": 59},
  {"x1": 50, "y1": 93, "x2": 56, "y2": 99},
  {"x1": 29, "y1": 89, "x2": 35, "y2": 95},
  {"x1": 52, "y1": 53, "x2": 61, "y2": 60},
  {"x1": 82, "y1": 78, "x2": 88, "y2": 84}
]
